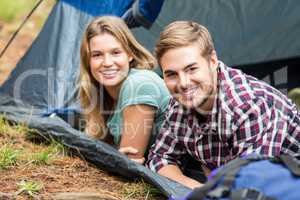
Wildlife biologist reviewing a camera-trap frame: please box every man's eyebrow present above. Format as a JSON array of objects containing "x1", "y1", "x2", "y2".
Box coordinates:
[
  {"x1": 163, "y1": 69, "x2": 176, "y2": 74},
  {"x1": 183, "y1": 62, "x2": 197, "y2": 70},
  {"x1": 163, "y1": 62, "x2": 197, "y2": 75}
]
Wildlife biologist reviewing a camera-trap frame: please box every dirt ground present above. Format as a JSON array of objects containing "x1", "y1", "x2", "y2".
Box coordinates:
[
  {"x1": 0, "y1": 124, "x2": 163, "y2": 200},
  {"x1": 0, "y1": 155, "x2": 131, "y2": 199},
  {"x1": 0, "y1": 2, "x2": 165, "y2": 200}
]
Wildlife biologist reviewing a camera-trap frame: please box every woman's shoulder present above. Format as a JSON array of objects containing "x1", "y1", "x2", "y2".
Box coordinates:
[
  {"x1": 119, "y1": 68, "x2": 170, "y2": 107},
  {"x1": 127, "y1": 68, "x2": 163, "y2": 81},
  {"x1": 122, "y1": 68, "x2": 167, "y2": 92},
  {"x1": 122, "y1": 68, "x2": 166, "y2": 89},
  {"x1": 120, "y1": 69, "x2": 170, "y2": 99}
]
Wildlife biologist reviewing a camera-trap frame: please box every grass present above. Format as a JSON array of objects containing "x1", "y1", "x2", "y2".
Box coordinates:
[
  {"x1": 28, "y1": 139, "x2": 69, "y2": 165},
  {"x1": 0, "y1": 116, "x2": 37, "y2": 139},
  {"x1": 0, "y1": 144, "x2": 19, "y2": 169},
  {"x1": 30, "y1": 150, "x2": 52, "y2": 165},
  {"x1": 0, "y1": 115, "x2": 14, "y2": 136},
  {"x1": 17, "y1": 180, "x2": 43, "y2": 197},
  {"x1": 0, "y1": 115, "x2": 67, "y2": 167},
  {"x1": 0, "y1": 0, "x2": 39, "y2": 22},
  {"x1": 47, "y1": 138, "x2": 69, "y2": 156},
  {"x1": 288, "y1": 87, "x2": 300, "y2": 108},
  {"x1": 122, "y1": 179, "x2": 162, "y2": 200}
]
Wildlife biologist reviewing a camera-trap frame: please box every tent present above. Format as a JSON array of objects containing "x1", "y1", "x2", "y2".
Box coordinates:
[{"x1": 1, "y1": 0, "x2": 300, "y2": 198}]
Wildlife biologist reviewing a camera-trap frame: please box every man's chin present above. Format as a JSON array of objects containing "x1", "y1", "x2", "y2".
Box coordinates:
[
  {"x1": 178, "y1": 98, "x2": 205, "y2": 109},
  {"x1": 178, "y1": 99, "x2": 196, "y2": 109}
]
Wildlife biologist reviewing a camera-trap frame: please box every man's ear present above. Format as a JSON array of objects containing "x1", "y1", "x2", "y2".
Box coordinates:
[{"x1": 210, "y1": 50, "x2": 218, "y2": 68}]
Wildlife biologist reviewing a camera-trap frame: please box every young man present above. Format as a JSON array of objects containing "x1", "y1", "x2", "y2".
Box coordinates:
[{"x1": 146, "y1": 21, "x2": 300, "y2": 189}]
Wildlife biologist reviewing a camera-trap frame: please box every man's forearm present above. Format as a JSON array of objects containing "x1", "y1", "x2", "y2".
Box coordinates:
[{"x1": 158, "y1": 164, "x2": 203, "y2": 189}]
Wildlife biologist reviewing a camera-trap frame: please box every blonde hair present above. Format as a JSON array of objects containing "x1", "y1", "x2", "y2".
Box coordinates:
[
  {"x1": 79, "y1": 16, "x2": 156, "y2": 139},
  {"x1": 155, "y1": 21, "x2": 215, "y2": 65}
]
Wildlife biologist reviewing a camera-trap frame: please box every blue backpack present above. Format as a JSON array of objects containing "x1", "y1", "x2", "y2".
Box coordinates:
[{"x1": 172, "y1": 154, "x2": 300, "y2": 200}]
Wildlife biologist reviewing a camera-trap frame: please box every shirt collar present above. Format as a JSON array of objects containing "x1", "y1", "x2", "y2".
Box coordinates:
[{"x1": 210, "y1": 61, "x2": 223, "y2": 131}]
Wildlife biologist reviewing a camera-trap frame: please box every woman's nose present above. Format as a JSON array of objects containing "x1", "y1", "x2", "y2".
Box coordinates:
[{"x1": 103, "y1": 54, "x2": 113, "y2": 66}]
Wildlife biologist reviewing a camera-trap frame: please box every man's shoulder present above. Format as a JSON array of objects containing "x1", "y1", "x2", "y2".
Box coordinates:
[
  {"x1": 218, "y1": 62, "x2": 265, "y2": 113},
  {"x1": 219, "y1": 61, "x2": 277, "y2": 98}
]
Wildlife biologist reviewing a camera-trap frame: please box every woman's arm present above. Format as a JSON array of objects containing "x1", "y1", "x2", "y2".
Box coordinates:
[{"x1": 119, "y1": 104, "x2": 156, "y2": 162}]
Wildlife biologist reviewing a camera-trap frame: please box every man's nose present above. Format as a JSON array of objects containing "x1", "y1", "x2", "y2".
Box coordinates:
[
  {"x1": 178, "y1": 73, "x2": 189, "y2": 90},
  {"x1": 103, "y1": 54, "x2": 113, "y2": 66}
]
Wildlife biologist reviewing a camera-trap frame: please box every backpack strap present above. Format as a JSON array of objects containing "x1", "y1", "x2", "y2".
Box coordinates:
[
  {"x1": 231, "y1": 188, "x2": 276, "y2": 200},
  {"x1": 201, "y1": 158, "x2": 277, "y2": 200},
  {"x1": 187, "y1": 158, "x2": 250, "y2": 200},
  {"x1": 206, "y1": 167, "x2": 241, "y2": 199}
]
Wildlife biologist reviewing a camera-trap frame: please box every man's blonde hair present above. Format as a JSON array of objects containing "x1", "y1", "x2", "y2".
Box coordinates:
[{"x1": 155, "y1": 21, "x2": 215, "y2": 64}]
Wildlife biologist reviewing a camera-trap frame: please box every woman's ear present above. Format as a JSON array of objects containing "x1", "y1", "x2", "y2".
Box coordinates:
[{"x1": 129, "y1": 56, "x2": 133, "y2": 62}]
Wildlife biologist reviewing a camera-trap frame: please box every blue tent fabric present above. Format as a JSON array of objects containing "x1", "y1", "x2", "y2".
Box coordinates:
[
  {"x1": 131, "y1": 0, "x2": 165, "y2": 28},
  {"x1": 1, "y1": 0, "x2": 300, "y2": 198},
  {"x1": 0, "y1": 0, "x2": 134, "y2": 110},
  {"x1": 135, "y1": 0, "x2": 164, "y2": 23},
  {"x1": 132, "y1": 0, "x2": 300, "y2": 94},
  {"x1": 133, "y1": 0, "x2": 300, "y2": 67}
]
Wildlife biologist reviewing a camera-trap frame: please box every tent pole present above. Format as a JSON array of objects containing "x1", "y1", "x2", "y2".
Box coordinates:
[{"x1": 0, "y1": 0, "x2": 44, "y2": 60}]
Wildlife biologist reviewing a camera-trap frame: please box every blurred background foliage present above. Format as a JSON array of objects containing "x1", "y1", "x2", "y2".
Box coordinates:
[
  {"x1": 0, "y1": 0, "x2": 55, "y2": 85},
  {"x1": 0, "y1": 0, "x2": 41, "y2": 22},
  {"x1": 0, "y1": 0, "x2": 55, "y2": 27}
]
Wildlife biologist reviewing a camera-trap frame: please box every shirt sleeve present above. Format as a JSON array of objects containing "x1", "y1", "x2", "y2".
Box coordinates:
[
  {"x1": 119, "y1": 73, "x2": 165, "y2": 110},
  {"x1": 146, "y1": 98, "x2": 187, "y2": 172}
]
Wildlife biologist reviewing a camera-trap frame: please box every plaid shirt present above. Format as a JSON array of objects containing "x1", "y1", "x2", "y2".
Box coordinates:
[{"x1": 147, "y1": 61, "x2": 300, "y2": 172}]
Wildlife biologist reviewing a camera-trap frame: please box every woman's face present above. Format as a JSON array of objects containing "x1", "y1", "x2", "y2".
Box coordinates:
[{"x1": 89, "y1": 33, "x2": 132, "y2": 88}]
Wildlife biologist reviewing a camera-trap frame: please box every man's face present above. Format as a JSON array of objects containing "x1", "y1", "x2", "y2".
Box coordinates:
[{"x1": 160, "y1": 44, "x2": 218, "y2": 111}]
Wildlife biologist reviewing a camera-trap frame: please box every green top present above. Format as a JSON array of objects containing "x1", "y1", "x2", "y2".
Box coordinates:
[{"x1": 107, "y1": 68, "x2": 170, "y2": 145}]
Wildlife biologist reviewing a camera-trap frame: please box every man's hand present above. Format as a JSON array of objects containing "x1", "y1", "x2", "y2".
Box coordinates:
[
  {"x1": 158, "y1": 164, "x2": 203, "y2": 189},
  {"x1": 119, "y1": 146, "x2": 145, "y2": 164}
]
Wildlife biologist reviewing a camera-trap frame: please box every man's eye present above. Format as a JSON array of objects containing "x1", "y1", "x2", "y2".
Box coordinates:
[
  {"x1": 165, "y1": 73, "x2": 176, "y2": 78},
  {"x1": 187, "y1": 67, "x2": 197, "y2": 72}
]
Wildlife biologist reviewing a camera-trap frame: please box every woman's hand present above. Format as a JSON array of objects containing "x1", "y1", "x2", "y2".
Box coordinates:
[{"x1": 119, "y1": 146, "x2": 145, "y2": 164}]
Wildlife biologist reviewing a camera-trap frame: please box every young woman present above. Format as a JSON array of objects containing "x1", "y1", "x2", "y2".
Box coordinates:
[{"x1": 79, "y1": 16, "x2": 170, "y2": 164}]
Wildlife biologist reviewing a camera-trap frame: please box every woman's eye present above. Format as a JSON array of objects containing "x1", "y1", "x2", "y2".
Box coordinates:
[
  {"x1": 91, "y1": 53, "x2": 102, "y2": 58},
  {"x1": 112, "y1": 50, "x2": 122, "y2": 55}
]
